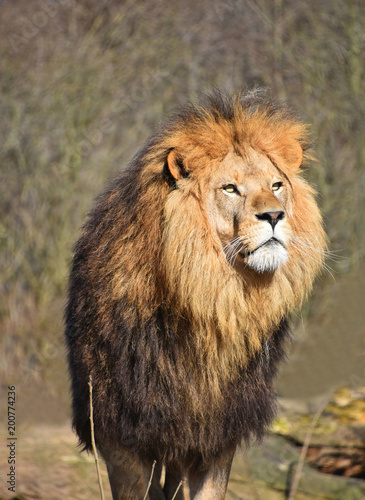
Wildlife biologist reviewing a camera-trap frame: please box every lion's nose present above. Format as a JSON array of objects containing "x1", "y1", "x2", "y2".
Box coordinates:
[{"x1": 256, "y1": 211, "x2": 285, "y2": 230}]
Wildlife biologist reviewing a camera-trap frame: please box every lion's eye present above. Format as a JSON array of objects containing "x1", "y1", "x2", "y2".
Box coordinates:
[
  {"x1": 272, "y1": 182, "x2": 283, "y2": 192},
  {"x1": 223, "y1": 184, "x2": 239, "y2": 194}
]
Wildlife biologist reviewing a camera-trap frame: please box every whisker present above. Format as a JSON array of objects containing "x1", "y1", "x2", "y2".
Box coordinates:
[
  {"x1": 230, "y1": 242, "x2": 247, "y2": 266},
  {"x1": 223, "y1": 237, "x2": 242, "y2": 257},
  {"x1": 292, "y1": 236, "x2": 343, "y2": 262},
  {"x1": 226, "y1": 243, "x2": 242, "y2": 262},
  {"x1": 291, "y1": 242, "x2": 336, "y2": 282},
  {"x1": 291, "y1": 237, "x2": 342, "y2": 264},
  {"x1": 224, "y1": 236, "x2": 247, "y2": 263},
  {"x1": 224, "y1": 236, "x2": 250, "y2": 267},
  {"x1": 291, "y1": 242, "x2": 326, "y2": 267},
  {"x1": 223, "y1": 236, "x2": 241, "y2": 253}
]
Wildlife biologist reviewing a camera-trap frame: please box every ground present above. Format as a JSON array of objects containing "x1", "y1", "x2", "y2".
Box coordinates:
[{"x1": 1, "y1": 388, "x2": 364, "y2": 500}]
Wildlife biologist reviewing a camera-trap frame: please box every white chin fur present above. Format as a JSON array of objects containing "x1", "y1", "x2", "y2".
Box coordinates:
[{"x1": 246, "y1": 244, "x2": 288, "y2": 273}]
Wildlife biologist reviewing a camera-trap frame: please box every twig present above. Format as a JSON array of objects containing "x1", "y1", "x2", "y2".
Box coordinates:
[
  {"x1": 226, "y1": 489, "x2": 244, "y2": 500},
  {"x1": 89, "y1": 375, "x2": 106, "y2": 500},
  {"x1": 143, "y1": 460, "x2": 157, "y2": 500},
  {"x1": 171, "y1": 480, "x2": 183, "y2": 500},
  {"x1": 287, "y1": 391, "x2": 333, "y2": 500}
]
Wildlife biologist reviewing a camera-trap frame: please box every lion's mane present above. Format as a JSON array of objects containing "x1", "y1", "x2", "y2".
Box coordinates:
[{"x1": 65, "y1": 89, "x2": 325, "y2": 466}]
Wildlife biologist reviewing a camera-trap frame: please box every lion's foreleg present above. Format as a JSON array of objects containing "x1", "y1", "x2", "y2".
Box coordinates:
[
  {"x1": 187, "y1": 450, "x2": 235, "y2": 500},
  {"x1": 99, "y1": 444, "x2": 165, "y2": 500},
  {"x1": 163, "y1": 469, "x2": 189, "y2": 500}
]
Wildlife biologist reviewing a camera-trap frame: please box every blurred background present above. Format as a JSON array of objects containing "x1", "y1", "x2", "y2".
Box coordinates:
[{"x1": 0, "y1": 0, "x2": 364, "y2": 499}]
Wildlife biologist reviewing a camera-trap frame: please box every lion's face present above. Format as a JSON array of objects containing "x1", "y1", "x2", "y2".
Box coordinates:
[{"x1": 206, "y1": 148, "x2": 293, "y2": 274}]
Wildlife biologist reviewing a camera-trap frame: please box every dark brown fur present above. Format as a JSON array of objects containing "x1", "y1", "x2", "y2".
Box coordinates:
[{"x1": 65, "y1": 89, "x2": 324, "y2": 481}]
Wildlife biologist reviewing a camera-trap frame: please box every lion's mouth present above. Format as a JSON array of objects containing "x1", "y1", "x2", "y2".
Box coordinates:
[{"x1": 239, "y1": 237, "x2": 285, "y2": 258}]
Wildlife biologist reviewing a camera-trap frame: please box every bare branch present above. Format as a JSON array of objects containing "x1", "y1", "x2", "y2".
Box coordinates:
[
  {"x1": 143, "y1": 460, "x2": 157, "y2": 500},
  {"x1": 89, "y1": 375, "x2": 106, "y2": 500},
  {"x1": 288, "y1": 391, "x2": 333, "y2": 500},
  {"x1": 171, "y1": 480, "x2": 183, "y2": 500}
]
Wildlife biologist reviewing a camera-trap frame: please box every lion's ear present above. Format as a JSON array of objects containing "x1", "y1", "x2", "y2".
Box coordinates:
[
  {"x1": 166, "y1": 149, "x2": 188, "y2": 180},
  {"x1": 268, "y1": 141, "x2": 303, "y2": 174},
  {"x1": 284, "y1": 141, "x2": 303, "y2": 172}
]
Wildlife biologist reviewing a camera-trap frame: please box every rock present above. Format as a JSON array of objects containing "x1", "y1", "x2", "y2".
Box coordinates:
[
  {"x1": 227, "y1": 387, "x2": 365, "y2": 499},
  {"x1": 229, "y1": 434, "x2": 365, "y2": 500}
]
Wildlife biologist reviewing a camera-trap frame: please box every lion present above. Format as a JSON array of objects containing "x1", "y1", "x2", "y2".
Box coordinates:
[{"x1": 65, "y1": 89, "x2": 325, "y2": 500}]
